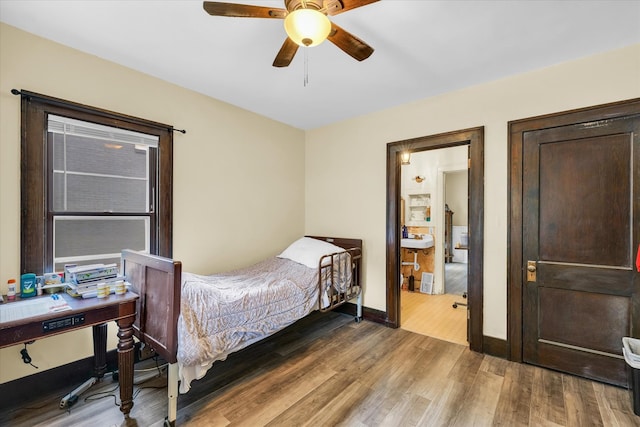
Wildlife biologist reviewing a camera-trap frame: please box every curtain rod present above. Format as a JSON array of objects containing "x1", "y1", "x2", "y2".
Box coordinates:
[{"x1": 11, "y1": 89, "x2": 186, "y2": 134}]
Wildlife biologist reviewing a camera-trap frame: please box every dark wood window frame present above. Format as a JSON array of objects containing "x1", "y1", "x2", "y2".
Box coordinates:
[{"x1": 20, "y1": 91, "x2": 173, "y2": 275}]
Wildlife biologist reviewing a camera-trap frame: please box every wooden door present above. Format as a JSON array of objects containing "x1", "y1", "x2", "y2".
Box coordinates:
[{"x1": 522, "y1": 113, "x2": 639, "y2": 387}]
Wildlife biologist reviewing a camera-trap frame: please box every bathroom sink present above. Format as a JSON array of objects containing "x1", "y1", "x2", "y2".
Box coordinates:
[{"x1": 401, "y1": 236, "x2": 434, "y2": 249}]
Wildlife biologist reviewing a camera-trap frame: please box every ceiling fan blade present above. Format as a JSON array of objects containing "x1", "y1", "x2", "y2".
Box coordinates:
[
  {"x1": 325, "y1": 0, "x2": 379, "y2": 16},
  {"x1": 273, "y1": 38, "x2": 299, "y2": 67},
  {"x1": 203, "y1": 2, "x2": 287, "y2": 18},
  {"x1": 327, "y1": 22, "x2": 374, "y2": 61}
]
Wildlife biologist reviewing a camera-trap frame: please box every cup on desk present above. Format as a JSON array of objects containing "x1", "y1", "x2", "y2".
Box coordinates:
[
  {"x1": 96, "y1": 283, "x2": 109, "y2": 298},
  {"x1": 115, "y1": 281, "x2": 126, "y2": 295}
]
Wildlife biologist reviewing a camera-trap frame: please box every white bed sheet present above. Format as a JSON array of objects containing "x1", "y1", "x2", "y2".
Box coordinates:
[{"x1": 176, "y1": 257, "x2": 320, "y2": 393}]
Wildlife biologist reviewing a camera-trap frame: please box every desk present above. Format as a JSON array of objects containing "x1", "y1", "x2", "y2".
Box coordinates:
[{"x1": 0, "y1": 292, "x2": 138, "y2": 419}]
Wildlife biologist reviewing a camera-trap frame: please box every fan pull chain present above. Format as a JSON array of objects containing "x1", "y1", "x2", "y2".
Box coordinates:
[{"x1": 304, "y1": 48, "x2": 309, "y2": 87}]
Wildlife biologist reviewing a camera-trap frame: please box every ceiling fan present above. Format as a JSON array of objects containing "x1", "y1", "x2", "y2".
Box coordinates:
[{"x1": 203, "y1": 0, "x2": 379, "y2": 67}]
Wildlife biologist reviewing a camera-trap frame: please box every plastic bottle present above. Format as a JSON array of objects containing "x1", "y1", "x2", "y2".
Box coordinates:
[
  {"x1": 7, "y1": 278, "x2": 16, "y2": 300},
  {"x1": 20, "y1": 273, "x2": 37, "y2": 298}
]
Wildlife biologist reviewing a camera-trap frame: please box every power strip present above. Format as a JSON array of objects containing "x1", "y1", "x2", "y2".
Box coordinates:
[{"x1": 59, "y1": 377, "x2": 98, "y2": 409}]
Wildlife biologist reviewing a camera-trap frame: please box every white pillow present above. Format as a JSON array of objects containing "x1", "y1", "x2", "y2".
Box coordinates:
[{"x1": 277, "y1": 237, "x2": 345, "y2": 269}]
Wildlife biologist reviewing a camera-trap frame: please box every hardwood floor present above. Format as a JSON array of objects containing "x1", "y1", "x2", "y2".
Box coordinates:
[
  {"x1": 400, "y1": 291, "x2": 467, "y2": 346},
  {"x1": 400, "y1": 261, "x2": 468, "y2": 344},
  {"x1": 1, "y1": 311, "x2": 637, "y2": 426}
]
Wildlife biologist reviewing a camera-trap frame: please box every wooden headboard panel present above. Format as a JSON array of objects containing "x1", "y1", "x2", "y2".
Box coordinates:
[{"x1": 122, "y1": 250, "x2": 181, "y2": 363}]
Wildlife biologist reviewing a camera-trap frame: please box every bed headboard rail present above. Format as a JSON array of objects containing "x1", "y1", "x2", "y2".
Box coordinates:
[
  {"x1": 306, "y1": 235, "x2": 363, "y2": 290},
  {"x1": 122, "y1": 250, "x2": 181, "y2": 363}
]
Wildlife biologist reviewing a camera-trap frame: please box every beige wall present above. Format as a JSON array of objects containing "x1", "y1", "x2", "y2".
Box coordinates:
[
  {"x1": 0, "y1": 23, "x2": 305, "y2": 384},
  {"x1": 305, "y1": 43, "x2": 640, "y2": 338}
]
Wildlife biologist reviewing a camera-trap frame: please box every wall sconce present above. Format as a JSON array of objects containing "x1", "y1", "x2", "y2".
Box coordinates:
[
  {"x1": 400, "y1": 151, "x2": 411, "y2": 165},
  {"x1": 414, "y1": 176, "x2": 425, "y2": 183}
]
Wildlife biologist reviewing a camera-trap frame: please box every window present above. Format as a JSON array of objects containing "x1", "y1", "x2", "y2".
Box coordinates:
[{"x1": 20, "y1": 92, "x2": 173, "y2": 275}]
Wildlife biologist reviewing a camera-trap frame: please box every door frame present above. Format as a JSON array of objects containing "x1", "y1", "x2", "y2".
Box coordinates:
[
  {"x1": 508, "y1": 98, "x2": 640, "y2": 362},
  {"x1": 386, "y1": 127, "x2": 484, "y2": 353}
]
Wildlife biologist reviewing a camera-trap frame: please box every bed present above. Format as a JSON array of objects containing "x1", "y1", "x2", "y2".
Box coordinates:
[{"x1": 121, "y1": 236, "x2": 362, "y2": 426}]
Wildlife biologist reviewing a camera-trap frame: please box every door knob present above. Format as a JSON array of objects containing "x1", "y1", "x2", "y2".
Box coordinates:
[{"x1": 527, "y1": 261, "x2": 536, "y2": 281}]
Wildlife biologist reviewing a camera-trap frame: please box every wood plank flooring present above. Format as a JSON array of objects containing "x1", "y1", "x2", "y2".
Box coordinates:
[
  {"x1": 1, "y1": 311, "x2": 637, "y2": 427},
  {"x1": 400, "y1": 261, "x2": 468, "y2": 345},
  {"x1": 400, "y1": 290, "x2": 468, "y2": 346}
]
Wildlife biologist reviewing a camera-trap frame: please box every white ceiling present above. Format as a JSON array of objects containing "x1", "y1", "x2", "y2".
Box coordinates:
[{"x1": 1, "y1": 1, "x2": 639, "y2": 130}]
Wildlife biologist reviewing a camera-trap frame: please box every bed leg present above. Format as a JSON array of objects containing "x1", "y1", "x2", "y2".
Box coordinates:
[
  {"x1": 164, "y1": 362, "x2": 178, "y2": 427},
  {"x1": 355, "y1": 292, "x2": 363, "y2": 323}
]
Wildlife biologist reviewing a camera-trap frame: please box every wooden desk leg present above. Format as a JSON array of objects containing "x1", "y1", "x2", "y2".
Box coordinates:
[{"x1": 117, "y1": 315, "x2": 136, "y2": 418}]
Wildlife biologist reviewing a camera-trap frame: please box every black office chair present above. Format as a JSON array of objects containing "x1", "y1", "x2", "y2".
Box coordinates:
[{"x1": 452, "y1": 292, "x2": 467, "y2": 309}]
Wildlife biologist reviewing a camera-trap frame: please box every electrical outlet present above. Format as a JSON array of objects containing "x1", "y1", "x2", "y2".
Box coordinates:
[{"x1": 139, "y1": 344, "x2": 156, "y2": 361}]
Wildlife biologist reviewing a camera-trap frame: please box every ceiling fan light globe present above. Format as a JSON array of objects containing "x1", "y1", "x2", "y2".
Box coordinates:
[{"x1": 284, "y1": 9, "x2": 331, "y2": 47}]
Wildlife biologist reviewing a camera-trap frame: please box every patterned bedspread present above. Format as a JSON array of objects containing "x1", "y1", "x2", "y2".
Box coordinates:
[{"x1": 176, "y1": 257, "x2": 319, "y2": 393}]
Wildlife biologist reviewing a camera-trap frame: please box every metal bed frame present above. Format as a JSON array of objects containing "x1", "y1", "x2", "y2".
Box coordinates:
[{"x1": 121, "y1": 236, "x2": 362, "y2": 426}]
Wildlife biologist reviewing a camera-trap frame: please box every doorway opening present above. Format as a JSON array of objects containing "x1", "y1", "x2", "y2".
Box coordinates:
[
  {"x1": 443, "y1": 169, "x2": 469, "y2": 309},
  {"x1": 398, "y1": 148, "x2": 469, "y2": 345},
  {"x1": 386, "y1": 127, "x2": 484, "y2": 353}
]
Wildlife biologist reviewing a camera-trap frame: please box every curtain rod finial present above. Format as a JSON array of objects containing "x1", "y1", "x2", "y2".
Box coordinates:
[{"x1": 11, "y1": 89, "x2": 21, "y2": 96}]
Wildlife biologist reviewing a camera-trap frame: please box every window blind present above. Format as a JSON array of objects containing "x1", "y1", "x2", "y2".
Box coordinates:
[{"x1": 48, "y1": 114, "x2": 159, "y2": 148}]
